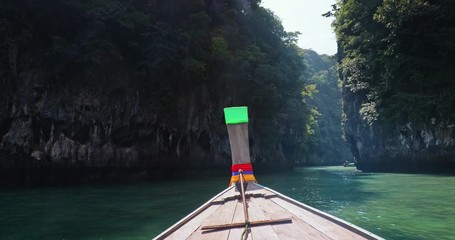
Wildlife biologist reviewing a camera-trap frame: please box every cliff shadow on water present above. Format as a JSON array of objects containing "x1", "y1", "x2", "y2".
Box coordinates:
[{"x1": 356, "y1": 156, "x2": 455, "y2": 174}]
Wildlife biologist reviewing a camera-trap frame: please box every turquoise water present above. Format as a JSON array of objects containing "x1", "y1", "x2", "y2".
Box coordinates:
[
  {"x1": 0, "y1": 167, "x2": 454, "y2": 239},
  {"x1": 0, "y1": 179, "x2": 225, "y2": 240},
  {"x1": 261, "y1": 167, "x2": 455, "y2": 240}
]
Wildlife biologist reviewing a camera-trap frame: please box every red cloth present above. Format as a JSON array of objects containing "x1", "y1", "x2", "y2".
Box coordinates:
[{"x1": 231, "y1": 163, "x2": 253, "y2": 172}]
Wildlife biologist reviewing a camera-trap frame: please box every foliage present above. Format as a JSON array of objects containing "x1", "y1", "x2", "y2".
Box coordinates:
[
  {"x1": 301, "y1": 50, "x2": 353, "y2": 165},
  {"x1": 0, "y1": 0, "x2": 315, "y2": 166},
  {"x1": 334, "y1": 0, "x2": 455, "y2": 127}
]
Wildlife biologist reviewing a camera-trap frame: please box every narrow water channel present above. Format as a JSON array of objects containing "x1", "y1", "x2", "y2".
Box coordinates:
[{"x1": 0, "y1": 166, "x2": 454, "y2": 239}]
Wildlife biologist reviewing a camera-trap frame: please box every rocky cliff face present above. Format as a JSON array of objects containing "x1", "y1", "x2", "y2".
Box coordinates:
[
  {"x1": 343, "y1": 88, "x2": 455, "y2": 172},
  {"x1": 334, "y1": 0, "x2": 455, "y2": 172},
  {"x1": 0, "y1": 0, "x2": 310, "y2": 185},
  {"x1": 1, "y1": 81, "x2": 222, "y2": 181},
  {"x1": 0, "y1": 74, "x2": 295, "y2": 184},
  {"x1": 0, "y1": 80, "x2": 222, "y2": 183}
]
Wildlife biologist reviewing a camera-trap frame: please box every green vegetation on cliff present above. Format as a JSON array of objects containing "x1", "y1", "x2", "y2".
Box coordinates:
[
  {"x1": 333, "y1": 0, "x2": 455, "y2": 171},
  {"x1": 0, "y1": 0, "x2": 321, "y2": 183},
  {"x1": 334, "y1": 0, "x2": 455, "y2": 125},
  {"x1": 300, "y1": 50, "x2": 352, "y2": 166}
]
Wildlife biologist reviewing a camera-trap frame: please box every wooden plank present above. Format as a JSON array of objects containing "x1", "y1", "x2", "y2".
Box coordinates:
[
  {"x1": 250, "y1": 197, "x2": 331, "y2": 240},
  {"x1": 227, "y1": 200, "x2": 247, "y2": 240},
  {"x1": 245, "y1": 184, "x2": 277, "y2": 199},
  {"x1": 256, "y1": 184, "x2": 384, "y2": 240},
  {"x1": 247, "y1": 197, "x2": 281, "y2": 240},
  {"x1": 247, "y1": 189, "x2": 276, "y2": 198},
  {"x1": 187, "y1": 199, "x2": 237, "y2": 240},
  {"x1": 165, "y1": 204, "x2": 223, "y2": 240},
  {"x1": 213, "y1": 181, "x2": 276, "y2": 204},
  {"x1": 270, "y1": 197, "x2": 368, "y2": 240},
  {"x1": 245, "y1": 183, "x2": 262, "y2": 191},
  {"x1": 154, "y1": 186, "x2": 236, "y2": 240},
  {"x1": 213, "y1": 187, "x2": 239, "y2": 203},
  {"x1": 201, "y1": 218, "x2": 291, "y2": 231}
]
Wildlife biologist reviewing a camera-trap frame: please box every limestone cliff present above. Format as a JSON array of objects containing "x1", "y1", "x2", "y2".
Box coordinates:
[
  {"x1": 335, "y1": 0, "x2": 455, "y2": 172},
  {"x1": 0, "y1": 71, "x2": 299, "y2": 184},
  {"x1": 0, "y1": 0, "x2": 310, "y2": 184},
  {"x1": 343, "y1": 88, "x2": 455, "y2": 172},
  {"x1": 0, "y1": 82, "x2": 287, "y2": 184}
]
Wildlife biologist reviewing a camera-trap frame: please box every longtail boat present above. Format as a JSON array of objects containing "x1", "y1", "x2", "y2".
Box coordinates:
[{"x1": 154, "y1": 106, "x2": 383, "y2": 240}]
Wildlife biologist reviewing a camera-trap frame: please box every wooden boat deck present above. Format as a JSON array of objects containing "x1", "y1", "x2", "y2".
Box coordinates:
[{"x1": 154, "y1": 183, "x2": 383, "y2": 240}]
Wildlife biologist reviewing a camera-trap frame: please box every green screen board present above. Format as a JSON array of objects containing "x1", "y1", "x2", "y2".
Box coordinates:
[{"x1": 224, "y1": 106, "x2": 248, "y2": 124}]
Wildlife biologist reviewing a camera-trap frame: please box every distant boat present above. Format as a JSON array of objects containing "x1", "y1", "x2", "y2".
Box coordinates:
[
  {"x1": 344, "y1": 161, "x2": 356, "y2": 167},
  {"x1": 154, "y1": 106, "x2": 383, "y2": 240}
]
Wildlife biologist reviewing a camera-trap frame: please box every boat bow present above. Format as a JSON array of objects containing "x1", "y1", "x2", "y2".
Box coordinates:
[{"x1": 153, "y1": 106, "x2": 383, "y2": 240}]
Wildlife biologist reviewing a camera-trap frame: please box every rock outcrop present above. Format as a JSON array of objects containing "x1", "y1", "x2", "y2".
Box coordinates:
[
  {"x1": 0, "y1": 80, "x2": 224, "y2": 183},
  {"x1": 343, "y1": 89, "x2": 455, "y2": 172},
  {"x1": 0, "y1": 0, "x2": 308, "y2": 185},
  {"x1": 0, "y1": 77, "x2": 296, "y2": 184}
]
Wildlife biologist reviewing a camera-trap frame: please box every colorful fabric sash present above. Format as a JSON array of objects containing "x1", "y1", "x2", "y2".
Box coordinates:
[{"x1": 229, "y1": 163, "x2": 257, "y2": 186}]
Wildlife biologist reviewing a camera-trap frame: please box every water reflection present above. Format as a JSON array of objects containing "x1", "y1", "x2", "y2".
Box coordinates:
[
  {"x1": 1, "y1": 167, "x2": 454, "y2": 240},
  {"x1": 260, "y1": 167, "x2": 455, "y2": 240}
]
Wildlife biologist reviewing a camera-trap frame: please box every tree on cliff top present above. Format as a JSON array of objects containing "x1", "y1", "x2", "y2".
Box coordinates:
[
  {"x1": 0, "y1": 0, "x2": 317, "y2": 171},
  {"x1": 301, "y1": 49, "x2": 352, "y2": 166},
  {"x1": 334, "y1": 0, "x2": 455, "y2": 126}
]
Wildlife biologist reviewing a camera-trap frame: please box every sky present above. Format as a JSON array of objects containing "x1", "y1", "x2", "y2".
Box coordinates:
[{"x1": 261, "y1": 0, "x2": 337, "y2": 55}]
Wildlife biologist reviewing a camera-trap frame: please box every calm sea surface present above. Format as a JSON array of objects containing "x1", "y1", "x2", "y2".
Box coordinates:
[{"x1": 1, "y1": 166, "x2": 454, "y2": 240}]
